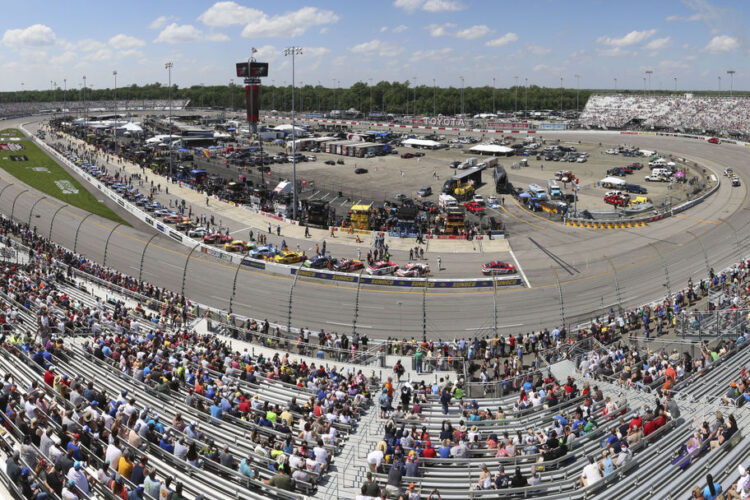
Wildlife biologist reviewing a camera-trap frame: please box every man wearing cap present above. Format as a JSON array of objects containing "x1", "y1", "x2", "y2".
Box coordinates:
[
  {"x1": 44, "y1": 366, "x2": 56, "y2": 387},
  {"x1": 66, "y1": 461, "x2": 90, "y2": 497},
  {"x1": 128, "y1": 485, "x2": 145, "y2": 500},
  {"x1": 130, "y1": 456, "x2": 148, "y2": 485},
  {"x1": 143, "y1": 469, "x2": 162, "y2": 498},
  {"x1": 385, "y1": 462, "x2": 404, "y2": 497},
  {"x1": 615, "y1": 444, "x2": 632, "y2": 468}
]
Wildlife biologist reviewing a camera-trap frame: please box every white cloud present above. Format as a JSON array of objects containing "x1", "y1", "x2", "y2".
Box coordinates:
[
  {"x1": 149, "y1": 16, "x2": 173, "y2": 30},
  {"x1": 118, "y1": 49, "x2": 145, "y2": 59},
  {"x1": 198, "y1": 2, "x2": 262, "y2": 27},
  {"x1": 426, "y1": 23, "x2": 455, "y2": 37},
  {"x1": 422, "y1": 0, "x2": 465, "y2": 12},
  {"x1": 410, "y1": 48, "x2": 452, "y2": 61},
  {"x1": 597, "y1": 29, "x2": 656, "y2": 47},
  {"x1": 305, "y1": 47, "x2": 331, "y2": 58},
  {"x1": 252, "y1": 45, "x2": 277, "y2": 61},
  {"x1": 659, "y1": 59, "x2": 689, "y2": 70},
  {"x1": 380, "y1": 26, "x2": 388, "y2": 33},
  {"x1": 526, "y1": 43, "x2": 551, "y2": 55},
  {"x1": 643, "y1": 36, "x2": 671, "y2": 51},
  {"x1": 666, "y1": 13, "x2": 703, "y2": 21},
  {"x1": 205, "y1": 33, "x2": 230, "y2": 42},
  {"x1": 74, "y1": 39, "x2": 107, "y2": 53},
  {"x1": 455, "y1": 25, "x2": 493, "y2": 40},
  {"x1": 393, "y1": 24, "x2": 408, "y2": 33},
  {"x1": 90, "y1": 48, "x2": 113, "y2": 61},
  {"x1": 241, "y1": 7, "x2": 339, "y2": 38},
  {"x1": 596, "y1": 47, "x2": 630, "y2": 57},
  {"x1": 320, "y1": 27, "x2": 329, "y2": 34},
  {"x1": 533, "y1": 64, "x2": 551, "y2": 72},
  {"x1": 51, "y1": 51, "x2": 77, "y2": 65},
  {"x1": 485, "y1": 32, "x2": 518, "y2": 47},
  {"x1": 153, "y1": 24, "x2": 227, "y2": 44},
  {"x1": 704, "y1": 34, "x2": 740, "y2": 52},
  {"x1": 350, "y1": 39, "x2": 404, "y2": 57},
  {"x1": 393, "y1": 0, "x2": 465, "y2": 12},
  {"x1": 2, "y1": 24, "x2": 56, "y2": 47},
  {"x1": 154, "y1": 24, "x2": 203, "y2": 44},
  {"x1": 108, "y1": 34, "x2": 146, "y2": 50}
]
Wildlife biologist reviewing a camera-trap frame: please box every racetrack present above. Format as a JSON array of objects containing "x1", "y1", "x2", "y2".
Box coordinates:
[{"x1": 1, "y1": 116, "x2": 748, "y2": 338}]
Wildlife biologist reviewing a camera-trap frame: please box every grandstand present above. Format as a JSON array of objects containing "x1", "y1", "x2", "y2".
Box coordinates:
[
  {"x1": 0, "y1": 185, "x2": 747, "y2": 499},
  {"x1": 0, "y1": 100, "x2": 191, "y2": 119},
  {"x1": 581, "y1": 94, "x2": 750, "y2": 136}
]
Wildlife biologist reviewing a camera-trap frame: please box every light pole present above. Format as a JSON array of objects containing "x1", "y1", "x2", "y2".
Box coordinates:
[
  {"x1": 673, "y1": 76, "x2": 677, "y2": 92},
  {"x1": 332, "y1": 78, "x2": 338, "y2": 112},
  {"x1": 412, "y1": 76, "x2": 417, "y2": 116},
  {"x1": 614, "y1": 77, "x2": 617, "y2": 91},
  {"x1": 645, "y1": 70, "x2": 653, "y2": 94},
  {"x1": 513, "y1": 75, "x2": 519, "y2": 114},
  {"x1": 459, "y1": 76, "x2": 464, "y2": 116},
  {"x1": 524, "y1": 77, "x2": 528, "y2": 116},
  {"x1": 112, "y1": 70, "x2": 118, "y2": 112},
  {"x1": 284, "y1": 46, "x2": 303, "y2": 221},
  {"x1": 727, "y1": 70, "x2": 736, "y2": 96},
  {"x1": 165, "y1": 62, "x2": 174, "y2": 180},
  {"x1": 718, "y1": 75, "x2": 721, "y2": 92},
  {"x1": 82, "y1": 76, "x2": 87, "y2": 126},
  {"x1": 433, "y1": 78, "x2": 436, "y2": 116},
  {"x1": 492, "y1": 76, "x2": 496, "y2": 113},
  {"x1": 368, "y1": 78, "x2": 373, "y2": 116},
  {"x1": 574, "y1": 74, "x2": 581, "y2": 112},
  {"x1": 643, "y1": 77, "x2": 647, "y2": 93},
  {"x1": 559, "y1": 76, "x2": 564, "y2": 115}
]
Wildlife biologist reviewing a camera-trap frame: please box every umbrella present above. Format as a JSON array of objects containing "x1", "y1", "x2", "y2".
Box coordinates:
[{"x1": 673, "y1": 171, "x2": 686, "y2": 178}]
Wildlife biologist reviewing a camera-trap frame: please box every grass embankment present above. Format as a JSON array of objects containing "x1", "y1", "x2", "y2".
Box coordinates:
[{"x1": 0, "y1": 128, "x2": 126, "y2": 223}]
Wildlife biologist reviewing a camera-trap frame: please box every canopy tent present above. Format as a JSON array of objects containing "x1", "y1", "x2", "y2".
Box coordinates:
[
  {"x1": 469, "y1": 144, "x2": 514, "y2": 156},
  {"x1": 272, "y1": 124, "x2": 306, "y2": 132},
  {"x1": 402, "y1": 138, "x2": 443, "y2": 149},
  {"x1": 117, "y1": 122, "x2": 143, "y2": 132}
]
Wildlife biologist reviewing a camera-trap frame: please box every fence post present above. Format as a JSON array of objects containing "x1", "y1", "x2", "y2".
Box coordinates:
[
  {"x1": 352, "y1": 269, "x2": 365, "y2": 336},
  {"x1": 10, "y1": 189, "x2": 29, "y2": 223},
  {"x1": 48, "y1": 203, "x2": 69, "y2": 240},
  {"x1": 138, "y1": 233, "x2": 160, "y2": 282},
  {"x1": 102, "y1": 223, "x2": 123, "y2": 267},
  {"x1": 228, "y1": 256, "x2": 246, "y2": 314},
  {"x1": 73, "y1": 213, "x2": 94, "y2": 254},
  {"x1": 0, "y1": 183, "x2": 15, "y2": 204},
  {"x1": 287, "y1": 262, "x2": 304, "y2": 333},
  {"x1": 180, "y1": 244, "x2": 201, "y2": 295},
  {"x1": 552, "y1": 267, "x2": 566, "y2": 329},
  {"x1": 649, "y1": 242, "x2": 672, "y2": 300},
  {"x1": 27, "y1": 196, "x2": 47, "y2": 228},
  {"x1": 687, "y1": 230, "x2": 712, "y2": 280}
]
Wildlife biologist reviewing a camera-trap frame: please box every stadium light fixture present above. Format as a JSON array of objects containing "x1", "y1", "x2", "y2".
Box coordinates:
[
  {"x1": 727, "y1": 70, "x2": 736, "y2": 97},
  {"x1": 165, "y1": 62, "x2": 174, "y2": 180},
  {"x1": 283, "y1": 46, "x2": 303, "y2": 221}
]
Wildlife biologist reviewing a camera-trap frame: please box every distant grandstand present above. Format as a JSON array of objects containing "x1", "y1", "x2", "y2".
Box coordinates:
[
  {"x1": 581, "y1": 94, "x2": 750, "y2": 136},
  {"x1": 0, "y1": 99, "x2": 190, "y2": 119}
]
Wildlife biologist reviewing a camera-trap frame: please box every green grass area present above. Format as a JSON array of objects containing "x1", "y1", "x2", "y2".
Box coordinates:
[{"x1": 0, "y1": 129, "x2": 127, "y2": 224}]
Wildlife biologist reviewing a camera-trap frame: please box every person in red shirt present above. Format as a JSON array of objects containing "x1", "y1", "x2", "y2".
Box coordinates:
[
  {"x1": 653, "y1": 410, "x2": 667, "y2": 428},
  {"x1": 643, "y1": 417, "x2": 658, "y2": 436},
  {"x1": 422, "y1": 442, "x2": 436, "y2": 459},
  {"x1": 629, "y1": 415, "x2": 643, "y2": 430},
  {"x1": 43, "y1": 366, "x2": 56, "y2": 387}
]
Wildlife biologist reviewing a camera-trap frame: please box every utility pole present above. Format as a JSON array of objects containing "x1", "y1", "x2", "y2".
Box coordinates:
[
  {"x1": 112, "y1": 70, "x2": 118, "y2": 112},
  {"x1": 165, "y1": 62, "x2": 174, "y2": 180},
  {"x1": 284, "y1": 46, "x2": 303, "y2": 221},
  {"x1": 727, "y1": 70, "x2": 736, "y2": 96}
]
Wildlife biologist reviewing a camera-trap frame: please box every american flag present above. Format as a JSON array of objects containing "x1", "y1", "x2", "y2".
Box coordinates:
[{"x1": 252, "y1": 47, "x2": 258, "y2": 54}]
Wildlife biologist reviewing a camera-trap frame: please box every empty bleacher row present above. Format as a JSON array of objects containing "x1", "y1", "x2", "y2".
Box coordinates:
[{"x1": 0, "y1": 100, "x2": 190, "y2": 119}]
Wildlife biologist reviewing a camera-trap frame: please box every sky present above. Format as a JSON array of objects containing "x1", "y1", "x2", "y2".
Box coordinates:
[{"x1": 0, "y1": 0, "x2": 748, "y2": 92}]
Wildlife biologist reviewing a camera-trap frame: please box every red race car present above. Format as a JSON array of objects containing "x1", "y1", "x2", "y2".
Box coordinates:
[
  {"x1": 334, "y1": 259, "x2": 365, "y2": 273},
  {"x1": 464, "y1": 202, "x2": 485, "y2": 214},
  {"x1": 203, "y1": 232, "x2": 234, "y2": 244},
  {"x1": 707, "y1": 137, "x2": 719, "y2": 144},
  {"x1": 481, "y1": 261, "x2": 516, "y2": 275},
  {"x1": 604, "y1": 193, "x2": 629, "y2": 206}
]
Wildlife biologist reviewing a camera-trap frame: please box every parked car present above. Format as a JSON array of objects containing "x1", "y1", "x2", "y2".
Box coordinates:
[
  {"x1": 464, "y1": 201, "x2": 485, "y2": 214},
  {"x1": 334, "y1": 259, "x2": 365, "y2": 273},
  {"x1": 274, "y1": 251, "x2": 304, "y2": 264},
  {"x1": 481, "y1": 261, "x2": 516, "y2": 275},
  {"x1": 304, "y1": 255, "x2": 338, "y2": 269},
  {"x1": 400, "y1": 153, "x2": 414, "y2": 159},
  {"x1": 248, "y1": 245, "x2": 278, "y2": 259},
  {"x1": 624, "y1": 184, "x2": 648, "y2": 194},
  {"x1": 417, "y1": 186, "x2": 432, "y2": 197},
  {"x1": 187, "y1": 227, "x2": 208, "y2": 237},
  {"x1": 355, "y1": 168, "x2": 368, "y2": 174},
  {"x1": 324, "y1": 160, "x2": 335, "y2": 165}
]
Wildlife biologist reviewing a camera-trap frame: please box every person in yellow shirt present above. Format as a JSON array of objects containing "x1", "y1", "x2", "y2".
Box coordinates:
[
  {"x1": 118, "y1": 452, "x2": 134, "y2": 480},
  {"x1": 280, "y1": 407, "x2": 294, "y2": 427}
]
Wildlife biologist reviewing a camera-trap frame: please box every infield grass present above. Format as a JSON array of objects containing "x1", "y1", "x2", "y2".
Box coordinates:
[{"x1": 0, "y1": 128, "x2": 126, "y2": 224}]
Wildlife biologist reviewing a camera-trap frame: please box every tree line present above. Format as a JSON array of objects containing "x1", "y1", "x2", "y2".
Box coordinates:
[{"x1": 1, "y1": 81, "x2": 747, "y2": 116}]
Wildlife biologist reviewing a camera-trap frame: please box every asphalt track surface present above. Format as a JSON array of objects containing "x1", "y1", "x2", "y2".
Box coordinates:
[{"x1": 2, "y1": 116, "x2": 748, "y2": 339}]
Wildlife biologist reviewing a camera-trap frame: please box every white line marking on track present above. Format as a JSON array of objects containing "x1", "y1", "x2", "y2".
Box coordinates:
[
  {"x1": 508, "y1": 247, "x2": 531, "y2": 288},
  {"x1": 465, "y1": 324, "x2": 523, "y2": 331},
  {"x1": 229, "y1": 226, "x2": 253, "y2": 235},
  {"x1": 326, "y1": 321, "x2": 372, "y2": 328}
]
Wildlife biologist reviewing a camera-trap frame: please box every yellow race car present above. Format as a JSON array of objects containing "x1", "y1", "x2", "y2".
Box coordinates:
[
  {"x1": 274, "y1": 251, "x2": 304, "y2": 264},
  {"x1": 224, "y1": 241, "x2": 255, "y2": 253}
]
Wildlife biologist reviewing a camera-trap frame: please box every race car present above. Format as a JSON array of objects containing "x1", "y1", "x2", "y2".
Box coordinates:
[
  {"x1": 187, "y1": 227, "x2": 208, "y2": 237},
  {"x1": 481, "y1": 261, "x2": 516, "y2": 275},
  {"x1": 248, "y1": 245, "x2": 279, "y2": 260},
  {"x1": 334, "y1": 259, "x2": 365, "y2": 273},
  {"x1": 707, "y1": 137, "x2": 719, "y2": 144},
  {"x1": 464, "y1": 201, "x2": 485, "y2": 214},
  {"x1": 203, "y1": 232, "x2": 233, "y2": 245},
  {"x1": 225, "y1": 241, "x2": 255, "y2": 253},
  {"x1": 274, "y1": 251, "x2": 304, "y2": 264},
  {"x1": 303, "y1": 255, "x2": 338, "y2": 269},
  {"x1": 175, "y1": 221, "x2": 195, "y2": 231},
  {"x1": 604, "y1": 193, "x2": 629, "y2": 206},
  {"x1": 395, "y1": 263, "x2": 430, "y2": 277},
  {"x1": 162, "y1": 214, "x2": 182, "y2": 224},
  {"x1": 366, "y1": 261, "x2": 399, "y2": 275}
]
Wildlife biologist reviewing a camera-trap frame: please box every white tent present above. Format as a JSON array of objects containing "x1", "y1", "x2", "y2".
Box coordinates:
[
  {"x1": 402, "y1": 138, "x2": 443, "y2": 149},
  {"x1": 469, "y1": 144, "x2": 514, "y2": 155},
  {"x1": 600, "y1": 176, "x2": 626, "y2": 188},
  {"x1": 117, "y1": 122, "x2": 143, "y2": 132},
  {"x1": 272, "y1": 124, "x2": 305, "y2": 132}
]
